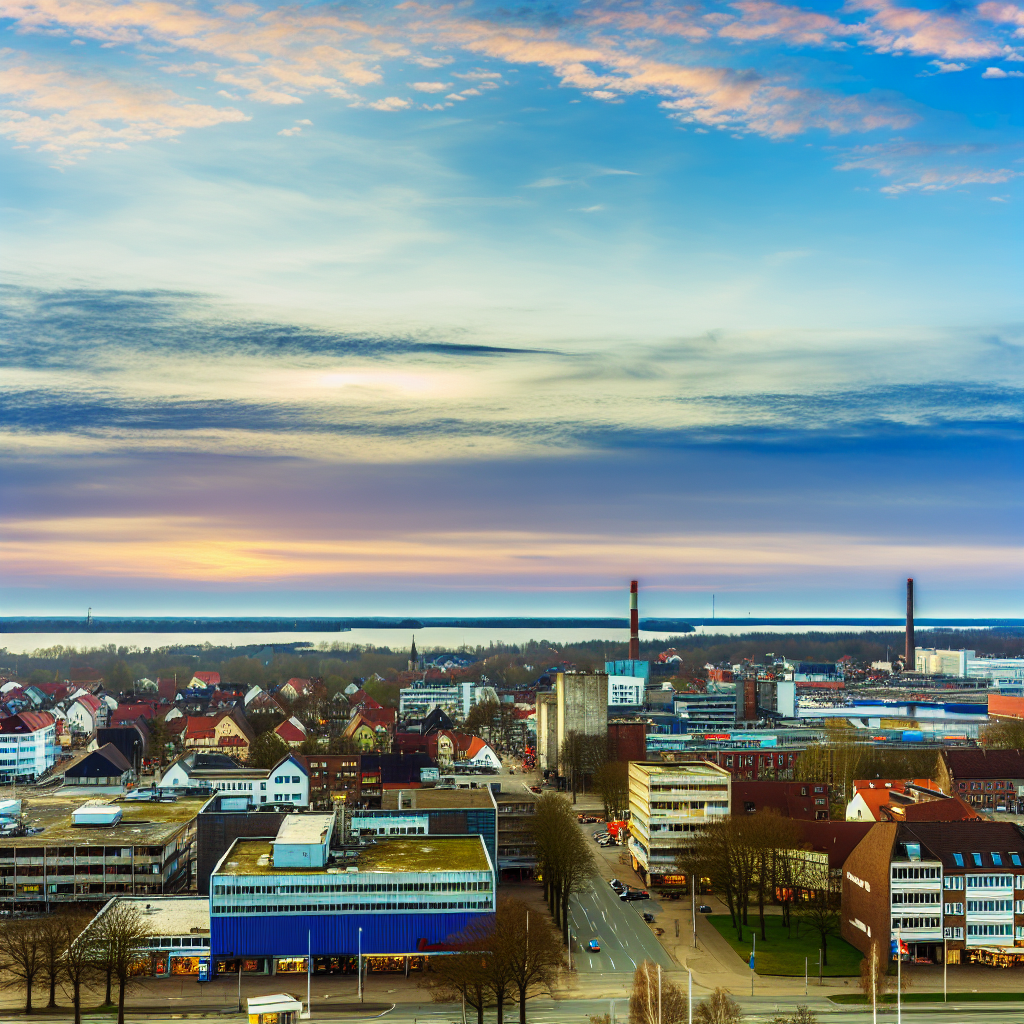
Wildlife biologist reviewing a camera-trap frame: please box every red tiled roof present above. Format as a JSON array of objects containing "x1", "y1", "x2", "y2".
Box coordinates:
[
  {"x1": 184, "y1": 716, "x2": 217, "y2": 740},
  {"x1": 884, "y1": 796, "x2": 981, "y2": 823},
  {"x1": 74, "y1": 694, "x2": 102, "y2": 713},
  {"x1": 192, "y1": 671, "x2": 221, "y2": 686},
  {"x1": 111, "y1": 703, "x2": 159, "y2": 725},
  {"x1": 275, "y1": 718, "x2": 307, "y2": 743},
  {"x1": 34, "y1": 682, "x2": 69, "y2": 697},
  {"x1": 942, "y1": 748, "x2": 1024, "y2": 780},
  {"x1": 349, "y1": 690, "x2": 383, "y2": 710},
  {"x1": 218, "y1": 735, "x2": 247, "y2": 747},
  {"x1": 0, "y1": 711, "x2": 55, "y2": 734}
]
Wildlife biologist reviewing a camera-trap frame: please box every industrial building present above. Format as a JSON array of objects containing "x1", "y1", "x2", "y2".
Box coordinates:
[{"x1": 210, "y1": 816, "x2": 496, "y2": 971}]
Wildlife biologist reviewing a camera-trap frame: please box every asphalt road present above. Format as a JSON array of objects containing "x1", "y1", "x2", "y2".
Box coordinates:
[{"x1": 567, "y1": 863, "x2": 675, "y2": 975}]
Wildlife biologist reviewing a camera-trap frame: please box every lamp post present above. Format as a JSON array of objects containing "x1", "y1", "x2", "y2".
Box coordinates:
[
  {"x1": 357, "y1": 927, "x2": 363, "y2": 1003},
  {"x1": 687, "y1": 969, "x2": 692, "y2": 1024},
  {"x1": 896, "y1": 929, "x2": 902, "y2": 1024}
]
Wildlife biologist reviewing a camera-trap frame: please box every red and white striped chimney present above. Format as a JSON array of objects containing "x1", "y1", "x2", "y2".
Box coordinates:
[{"x1": 629, "y1": 580, "x2": 640, "y2": 660}]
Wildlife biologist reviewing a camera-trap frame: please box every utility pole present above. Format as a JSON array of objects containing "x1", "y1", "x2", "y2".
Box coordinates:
[
  {"x1": 657, "y1": 964, "x2": 662, "y2": 1024},
  {"x1": 897, "y1": 930, "x2": 902, "y2": 1024}
]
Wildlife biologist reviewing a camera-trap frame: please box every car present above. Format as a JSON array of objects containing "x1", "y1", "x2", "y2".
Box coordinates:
[
  {"x1": 699, "y1": 905, "x2": 713, "y2": 914},
  {"x1": 621, "y1": 890, "x2": 651, "y2": 901},
  {"x1": 610, "y1": 879, "x2": 625, "y2": 891},
  {"x1": 642, "y1": 912, "x2": 655, "y2": 923},
  {"x1": 587, "y1": 940, "x2": 601, "y2": 952}
]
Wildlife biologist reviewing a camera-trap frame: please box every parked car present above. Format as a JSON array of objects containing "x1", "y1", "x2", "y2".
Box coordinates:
[
  {"x1": 587, "y1": 939, "x2": 601, "y2": 952},
  {"x1": 530, "y1": 786, "x2": 542, "y2": 793},
  {"x1": 642, "y1": 912, "x2": 655, "y2": 923},
  {"x1": 698, "y1": 905, "x2": 712, "y2": 914},
  {"x1": 610, "y1": 879, "x2": 625, "y2": 892},
  {"x1": 621, "y1": 890, "x2": 651, "y2": 901}
]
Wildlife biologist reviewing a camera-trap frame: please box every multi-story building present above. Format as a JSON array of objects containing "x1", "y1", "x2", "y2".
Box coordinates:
[
  {"x1": 210, "y1": 820, "x2": 496, "y2": 970},
  {"x1": 936, "y1": 748, "x2": 1024, "y2": 813},
  {"x1": 536, "y1": 693, "x2": 557, "y2": 772},
  {"x1": 842, "y1": 820, "x2": 1024, "y2": 966},
  {"x1": 540, "y1": 672, "x2": 607, "y2": 775},
  {"x1": 627, "y1": 761, "x2": 731, "y2": 886},
  {"x1": 0, "y1": 712, "x2": 57, "y2": 782},
  {"x1": 398, "y1": 680, "x2": 489, "y2": 717},
  {"x1": 672, "y1": 692, "x2": 739, "y2": 731},
  {"x1": 0, "y1": 791, "x2": 206, "y2": 912},
  {"x1": 494, "y1": 787, "x2": 537, "y2": 880}
]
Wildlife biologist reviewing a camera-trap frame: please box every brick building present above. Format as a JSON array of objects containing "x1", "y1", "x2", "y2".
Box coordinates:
[
  {"x1": 936, "y1": 748, "x2": 1024, "y2": 813},
  {"x1": 842, "y1": 820, "x2": 1024, "y2": 965}
]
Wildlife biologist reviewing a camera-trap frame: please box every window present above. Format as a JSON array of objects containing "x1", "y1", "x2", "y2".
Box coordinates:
[
  {"x1": 966, "y1": 875, "x2": 1014, "y2": 888},
  {"x1": 944, "y1": 927, "x2": 964, "y2": 940},
  {"x1": 992, "y1": 853, "x2": 1003, "y2": 867},
  {"x1": 292, "y1": 776, "x2": 299, "y2": 784},
  {"x1": 967, "y1": 899, "x2": 1012, "y2": 912},
  {"x1": 943, "y1": 902, "x2": 963, "y2": 915},
  {"x1": 953, "y1": 854, "x2": 964, "y2": 867},
  {"x1": 260, "y1": 783, "x2": 266, "y2": 791},
  {"x1": 967, "y1": 924, "x2": 1012, "y2": 937},
  {"x1": 1011, "y1": 854, "x2": 1022, "y2": 867},
  {"x1": 972, "y1": 853, "x2": 983, "y2": 867},
  {"x1": 1017, "y1": 876, "x2": 1024, "y2": 889},
  {"x1": 293, "y1": 793, "x2": 301, "y2": 802},
  {"x1": 944, "y1": 876, "x2": 964, "y2": 891}
]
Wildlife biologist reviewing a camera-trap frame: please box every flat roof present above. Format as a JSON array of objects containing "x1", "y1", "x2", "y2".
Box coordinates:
[
  {"x1": 381, "y1": 789, "x2": 495, "y2": 810},
  {"x1": 272, "y1": 814, "x2": 334, "y2": 846},
  {"x1": 216, "y1": 835, "x2": 490, "y2": 876},
  {"x1": 0, "y1": 793, "x2": 207, "y2": 847},
  {"x1": 95, "y1": 897, "x2": 209, "y2": 937},
  {"x1": 631, "y1": 762, "x2": 731, "y2": 778}
]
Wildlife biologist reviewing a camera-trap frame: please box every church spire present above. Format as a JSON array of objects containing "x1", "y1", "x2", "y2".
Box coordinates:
[{"x1": 409, "y1": 635, "x2": 418, "y2": 672}]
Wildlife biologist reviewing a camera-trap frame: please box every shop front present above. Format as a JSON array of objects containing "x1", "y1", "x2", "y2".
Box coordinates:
[{"x1": 215, "y1": 957, "x2": 270, "y2": 976}]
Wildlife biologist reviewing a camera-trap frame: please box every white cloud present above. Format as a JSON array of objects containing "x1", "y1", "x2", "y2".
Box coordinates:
[
  {"x1": 928, "y1": 61, "x2": 969, "y2": 73},
  {"x1": 366, "y1": 96, "x2": 411, "y2": 111},
  {"x1": 410, "y1": 81, "x2": 450, "y2": 93},
  {"x1": 278, "y1": 126, "x2": 302, "y2": 136},
  {"x1": 460, "y1": 88, "x2": 481, "y2": 96},
  {"x1": 411, "y1": 56, "x2": 454, "y2": 68},
  {"x1": 982, "y1": 65, "x2": 1024, "y2": 75}
]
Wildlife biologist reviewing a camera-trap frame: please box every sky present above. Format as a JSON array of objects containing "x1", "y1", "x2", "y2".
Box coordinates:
[{"x1": 1, "y1": 0, "x2": 1023, "y2": 619}]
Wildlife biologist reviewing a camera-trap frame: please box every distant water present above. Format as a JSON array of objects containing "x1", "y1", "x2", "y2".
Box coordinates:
[{"x1": 0, "y1": 621, "x2": 1005, "y2": 655}]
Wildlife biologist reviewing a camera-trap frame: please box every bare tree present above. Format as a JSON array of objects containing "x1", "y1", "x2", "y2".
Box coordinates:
[
  {"x1": 770, "y1": 1008, "x2": 819, "y2": 1024},
  {"x1": 495, "y1": 897, "x2": 565, "y2": 1024},
  {"x1": 795, "y1": 873, "x2": 842, "y2": 966},
  {"x1": 629, "y1": 960, "x2": 687, "y2": 1024},
  {"x1": 593, "y1": 761, "x2": 629, "y2": 820},
  {"x1": 0, "y1": 917, "x2": 44, "y2": 1013},
  {"x1": 37, "y1": 913, "x2": 70, "y2": 1008},
  {"x1": 693, "y1": 987, "x2": 741, "y2": 1024},
  {"x1": 530, "y1": 793, "x2": 595, "y2": 941},
  {"x1": 558, "y1": 731, "x2": 606, "y2": 803},
  {"x1": 61, "y1": 912, "x2": 99, "y2": 1024},
  {"x1": 421, "y1": 951, "x2": 492, "y2": 1024},
  {"x1": 93, "y1": 901, "x2": 154, "y2": 1024}
]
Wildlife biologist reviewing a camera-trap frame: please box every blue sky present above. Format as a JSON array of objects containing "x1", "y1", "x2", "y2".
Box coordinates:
[{"x1": 1, "y1": 0, "x2": 1022, "y2": 617}]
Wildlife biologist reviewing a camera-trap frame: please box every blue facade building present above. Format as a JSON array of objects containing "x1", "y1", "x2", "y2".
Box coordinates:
[{"x1": 210, "y1": 815, "x2": 496, "y2": 969}]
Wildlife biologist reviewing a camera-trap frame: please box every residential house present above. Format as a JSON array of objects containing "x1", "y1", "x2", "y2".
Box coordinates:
[
  {"x1": 157, "y1": 677, "x2": 177, "y2": 703},
  {"x1": 279, "y1": 678, "x2": 313, "y2": 702},
  {"x1": 191, "y1": 671, "x2": 220, "y2": 687},
  {"x1": 936, "y1": 749, "x2": 1024, "y2": 813},
  {"x1": 181, "y1": 707, "x2": 255, "y2": 759},
  {"x1": 66, "y1": 694, "x2": 107, "y2": 735},
  {"x1": 111, "y1": 702, "x2": 162, "y2": 727},
  {"x1": 274, "y1": 716, "x2": 307, "y2": 748},
  {"x1": 160, "y1": 750, "x2": 309, "y2": 807}
]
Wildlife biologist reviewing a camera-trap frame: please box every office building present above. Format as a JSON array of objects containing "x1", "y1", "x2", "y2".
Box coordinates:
[
  {"x1": 0, "y1": 791, "x2": 206, "y2": 911},
  {"x1": 627, "y1": 760, "x2": 731, "y2": 886},
  {"x1": 842, "y1": 820, "x2": 1024, "y2": 965},
  {"x1": 159, "y1": 751, "x2": 310, "y2": 807},
  {"x1": 0, "y1": 712, "x2": 57, "y2": 782}
]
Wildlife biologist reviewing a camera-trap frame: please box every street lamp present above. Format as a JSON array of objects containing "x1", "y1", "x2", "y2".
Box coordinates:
[{"x1": 357, "y1": 927, "x2": 363, "y2": 1002}]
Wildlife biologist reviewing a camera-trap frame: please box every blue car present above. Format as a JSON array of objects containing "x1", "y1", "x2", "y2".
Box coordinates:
[{"x1": 587, "y1": 940, "x2": 601, "y2": 952}]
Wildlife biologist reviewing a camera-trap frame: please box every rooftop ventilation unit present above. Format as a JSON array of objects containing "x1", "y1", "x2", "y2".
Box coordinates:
[{"x1": 72, "y1": 806, "x2": 122, "y2": 827}]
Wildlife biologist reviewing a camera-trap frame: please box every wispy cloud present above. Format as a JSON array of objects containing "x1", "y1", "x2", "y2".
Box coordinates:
[{"x1": 0, "y1": 53, "x2": 248, "y2": 163}]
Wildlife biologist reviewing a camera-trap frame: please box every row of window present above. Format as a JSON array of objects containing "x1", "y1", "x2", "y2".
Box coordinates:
[
  {"x1": 950, "y1": 852, "x2": 1023, "y2": 867},
  {"x1": 891, "y1": 867, "x2": 939, "y2": 879},
  {"x1": 273, "y1": 775, "x2": 302, "y2": 784},
  {"x1": 959, "y1": 781, "x2": 1015, "y2": 791},
  {"x1": 212, "y1": 901, "x2": 492, "y2": 915},
  {"x1": 891, "y1": 892, "x2": 939, "y2": 904},
  {"x1": 892, "y1": 917, "x2": 940, "y2": 929},
  {"x1": 213, "y1": 880, "x2": 492, "y2": 895},
  {"x1": 968, "y1": 924, "x2": 1013, "y2": 936},
  {"x1": 967, "y1": 875, "x2": 1016, "y2": 888}
]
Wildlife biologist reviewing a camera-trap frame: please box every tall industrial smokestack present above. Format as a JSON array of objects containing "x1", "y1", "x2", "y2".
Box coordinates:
[
  {"x1": 905, "y1": 578, "x2": 915, "y2": 670},
  {"x1": 629, "y1": 580, "x2": 640, "y2": 660}
]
